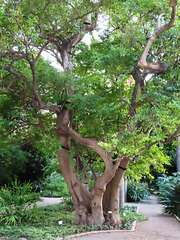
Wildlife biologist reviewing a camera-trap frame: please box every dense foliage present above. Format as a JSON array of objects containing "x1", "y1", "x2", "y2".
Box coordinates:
[
  {"x1": 0, "y1": 142, "x2": 48, "y2": 186},
  {"x1": 127, "y1": 181, "x2": 150, "y2": 202},
  {"x1": 0, "y1": 145, "x2": 28, "y2": 186},
  {"x1": 0, "y1": 180, "x2": 39, "y2": 225},
  {"x1": 157, "y1": 173, "x2": 180, "y2": 218},
  {"x1": 40, "y1": 172, "x2": 70, "y2": 198}
]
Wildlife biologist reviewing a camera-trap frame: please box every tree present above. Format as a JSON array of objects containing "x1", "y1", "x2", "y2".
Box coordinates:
[{"x1": 0, "y1": 0, "x2": 179, "y2": 226}]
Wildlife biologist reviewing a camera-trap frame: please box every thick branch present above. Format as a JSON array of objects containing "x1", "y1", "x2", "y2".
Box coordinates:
[
  {"x1": 57, "y1": 12, "x2": 98, "y2": 71},
  {"x1": 119, "y1": 68, "x2": 142, "y2": 135},
  {"x1": 52, "y1": 10, "x2": 96, "y2": 37},
  {"x1": 138, "y1": 2, "x2": 177, "y2": 73},
  {"x1": 70, "y1": 13, "x2": 97, "y2": 47},
  {"x1": 57, "y1": 112, "x2": 112, "y2": 167}
]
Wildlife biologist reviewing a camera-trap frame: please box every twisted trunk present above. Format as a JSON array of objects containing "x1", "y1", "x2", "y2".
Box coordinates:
[
  {"x1": 56, "y1": 106, "x2": 120, "y2": 226},
  {"x1": 103, "y1": 157, "x2": 130, "y2": 226}
]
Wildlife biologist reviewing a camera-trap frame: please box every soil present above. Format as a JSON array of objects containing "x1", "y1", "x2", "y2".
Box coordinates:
[{"x1": 68, "y1": 195, "x2": 180, "y2": 240}]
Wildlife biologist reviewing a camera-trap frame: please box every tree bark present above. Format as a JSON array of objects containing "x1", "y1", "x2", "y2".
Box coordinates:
[
  {"x1": 103, "y1": 157, "x2": 130, "y2": 226},
  {"x1": 119, "y1": 177, "x2": 125, "y2": 209},
  {"x1": 138, "y1": 2, "x2": 177, "y2": 74}
]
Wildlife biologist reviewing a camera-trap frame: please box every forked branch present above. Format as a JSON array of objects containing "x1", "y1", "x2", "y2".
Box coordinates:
[{"x1": 138, "y1": 0, "x2": 177, "y2": 74}]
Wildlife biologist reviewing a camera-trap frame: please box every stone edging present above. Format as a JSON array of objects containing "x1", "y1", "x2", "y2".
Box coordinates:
[
  {"x1": 63, "y1": 227, "x2": 136, "y2": 240},
  {"x1": 174, "y1": 214, "x2": 180, "y2": 222},
  {"x1": 57, "y1": 206, "x2": 139, "y2": 240},
  {"x1": 0, "y1": 219, "x2": 138, "y2": 240}
]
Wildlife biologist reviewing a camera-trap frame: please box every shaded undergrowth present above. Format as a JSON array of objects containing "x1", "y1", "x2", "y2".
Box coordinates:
[{"x1": 0, "y1": 202, "x2": 147, "y2": 240}]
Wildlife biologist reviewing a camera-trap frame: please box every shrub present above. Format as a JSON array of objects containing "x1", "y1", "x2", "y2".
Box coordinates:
[
  {"x1": 0, "y1": 180, "x2": 39, "y2": 225},
  {"x1": 41, "y1": 172, "x2": 70, "y2": 198},
  {"x1": 0, "y1": 145, "x2": 28, "y2": 186},
  {"x1": 127, "y1": 181, "x2": 150, "y2": 202},
  {"x1": 119, "y1": 206, "x2": 147, "y2": 229},
  {"x1": 157, "y1": 173, "x2": 180, "y2": 217},
  {"x1": 0, "y1": 143, "x2": 48, "y2": 186}
]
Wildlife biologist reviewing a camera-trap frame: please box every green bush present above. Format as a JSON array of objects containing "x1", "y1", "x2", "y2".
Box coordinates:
[
  {"x1": 127, "y1": 181, "x2": 150, "y2": 202},
  {"x1": 157, "y1": 173, "x2": 180, "y2": 217},
  {"x1": 41, "y1": 172, "x2": 70, "y2": 198},
  {"x1": 0, "y1": 180, "x2": 39, "y2": 225},
  {"x1": 41, "y1": 190, "x2": 63, "y2": 197},
  {"x1": 0, "y1": 145, "x2": 28, "y2": 186},
  {"x1": 119, "y1": 206, "x2": 147, "y2": 229}
]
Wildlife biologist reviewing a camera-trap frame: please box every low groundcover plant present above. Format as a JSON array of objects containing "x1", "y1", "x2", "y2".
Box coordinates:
[{"x1": 0, "y1": 180, "x2": 39, "y2": 226}]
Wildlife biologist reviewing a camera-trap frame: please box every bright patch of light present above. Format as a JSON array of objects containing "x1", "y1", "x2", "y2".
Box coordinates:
[
  {"x1": 41, "y1": 51, "x2": 63, "y2": 71},
  {"x1": 82, "y1": 14, "x2": 109, "y2": 45}
]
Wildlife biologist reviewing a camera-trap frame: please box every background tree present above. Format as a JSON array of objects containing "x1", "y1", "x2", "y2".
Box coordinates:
[{"x1": 0, "y1": 0, "x2": 179, "y2": 226}]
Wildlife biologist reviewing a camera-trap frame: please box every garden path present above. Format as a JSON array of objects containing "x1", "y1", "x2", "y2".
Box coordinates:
[
  {"x1": 66, "y1": 195, "x2": 180, "y2": 240},
  {"x1": 35, "y1": 197, "x2": 63, "y2": 207}
]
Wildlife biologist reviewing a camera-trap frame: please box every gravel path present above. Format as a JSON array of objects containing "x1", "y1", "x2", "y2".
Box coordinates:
[{"x1": 69, "y1": 195, "x2": 180, "y2": 240}]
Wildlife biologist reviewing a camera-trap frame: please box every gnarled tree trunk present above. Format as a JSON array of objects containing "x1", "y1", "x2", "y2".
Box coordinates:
[{"x1": 103, "y1": 157, "x2": 130, "y2": 226}]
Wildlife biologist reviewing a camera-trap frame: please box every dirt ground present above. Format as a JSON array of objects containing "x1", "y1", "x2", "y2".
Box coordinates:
[{"x1": 68, "y1": 195, "x2": 180, "y2": 240}]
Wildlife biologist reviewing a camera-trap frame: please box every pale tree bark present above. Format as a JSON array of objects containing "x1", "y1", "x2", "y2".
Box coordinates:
[
  {"x1": 103, "y1": 157, "x2": 130, "y2": 226},
  {"x1": 138, "y1": 0, "x2": 177, "y2": 74},
  {"x1": 56, "y1": 107, "x2": 122, "y2": 225}
]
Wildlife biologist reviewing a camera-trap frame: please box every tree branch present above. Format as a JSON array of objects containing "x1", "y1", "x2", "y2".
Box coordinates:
[
  {"x1": 52, "y1": 10, "x2": 96, "y2": 37},
  {"x1": 56, "y1": 111, "x2": 114, "y2": 167},
  {"x1": 0, "y1": 78, "x2": 17, "y2": 93},
  {"x1": 0, "y1": 65, "x2": 61, "y2": 113},
  {"x1": 140, "y1": 125, "x2": 180, "y2": 152},
  {"x1": 34, "y1": 40, "x2": 50, "y2": 63},
  {"x1": 43, "y1": 1, "x2": 56, "y2": 32},
  {"x1": 138, "y1": 1, "x2": 177, "y2": 74},
  {"x1": 6, "y1": 13, "x2": 30, "y2": 54},
  {"x1": 9, "y1": 123, "x2": 42, "y2": 135},
  {"x1": 119, "y1": 68, "x2": 142, "y2": 135},
  {"x1": 23, "y1": 105, "x2": 45, "y2": 130}
]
